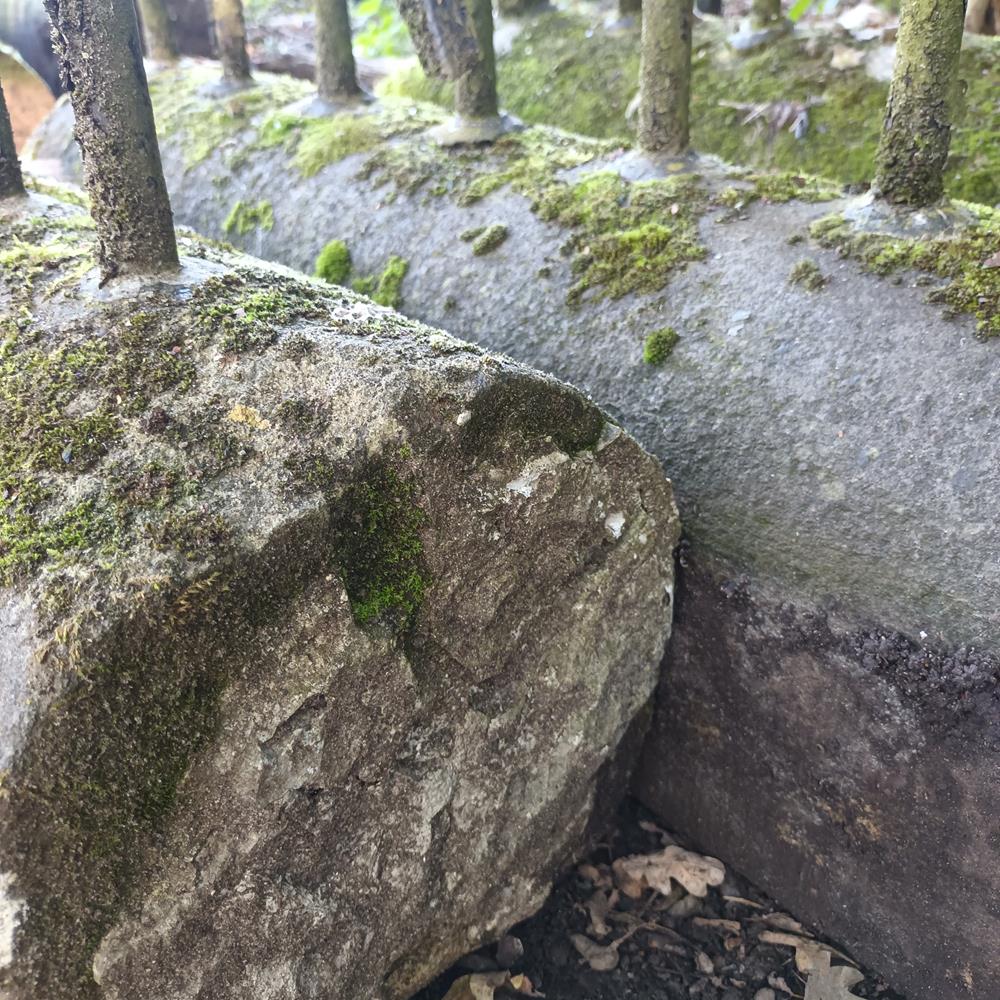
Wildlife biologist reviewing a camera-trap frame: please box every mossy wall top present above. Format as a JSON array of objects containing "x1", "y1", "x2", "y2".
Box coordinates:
[{"x1": 380, "y1": 12, "x2": 1000, "y2": 205}]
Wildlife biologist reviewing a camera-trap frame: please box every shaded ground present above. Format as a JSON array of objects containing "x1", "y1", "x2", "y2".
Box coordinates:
[{"x1": 414, "y1": 800, "x2": 907, "y2": 1000}]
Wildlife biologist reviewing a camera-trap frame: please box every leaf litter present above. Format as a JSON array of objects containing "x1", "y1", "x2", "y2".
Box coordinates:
[{"x1": 413, "y1": 801, "x2": 907, "y2": 1000}]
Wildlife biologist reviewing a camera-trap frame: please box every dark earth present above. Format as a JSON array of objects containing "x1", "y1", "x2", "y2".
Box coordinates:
[{"x1": 413, "y1": 800, "x2": 908, "y2": 1000}]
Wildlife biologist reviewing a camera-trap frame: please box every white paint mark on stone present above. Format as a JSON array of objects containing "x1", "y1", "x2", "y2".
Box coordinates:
[
  {"x1": 605, "y1": 512, "x2": 626, "y2": 539},
  {"x1": 505, "y1": 451, "x2": 569, "y2": 498},
  {"x1": 455, "y1": 410, "x2": 472, "y2": 426},
  {"x1": 0, "y1": 872, "x2": 26, "y2": 971}
]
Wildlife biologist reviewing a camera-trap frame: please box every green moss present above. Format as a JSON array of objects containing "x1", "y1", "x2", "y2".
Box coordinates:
[
  {"x1": 362, "y1": 123, "x2": 706, "y2": 304},
  {"x1": 144, "y1": 509, "x2": 231, "y2": 559},
  {"x1": 360, "y1": 123, "x2": 614, "y2": 206},
  {"x1": 331, "y1": 461, "x2": 429, "y2": 629},
  {"x1": 276, "y1": 397, "x2": 329, "y2": 433},
  {"x1": 314, "y1": 238, "x2": 352, "y2": 284},
  {"x1": 810, "y1": 207, "x2": 1000, "y2": 337},
  {"x1": 193, "y1": 271, "x2": 325, "y2": 352},
  {"x1": 111, "y1": 461, "x2": 183, "y2": 510},
  {"x1": 24, "y1": 174, "x2": 90, "y2": 208},
  {"x1": 751, "y1": 172, "x2": 842, "y2": 203},
  {"x1": 789, "y1": 258, "x2": 826, "y2": 290},
  {"x1": 0, "y1": 234, "x2": 93, "y2": 303},
  {"x1": 535, "y1": 171, "x2": 707, "y2": 304},
  {"x1": 643, "y1": 327, "x2": 680, "y2": 365},
  {"x1": 263, "y1": 101, "x2": 445, "y2": 179},
  {"x1": 377, "y1": 62, "x2": 453, "y2": 107},
  {"x1": 293, "y1": 115, "x2": 384, "y2": 177},
  {"x1": 467, "y1": 222, "x2": 509, "y2": 255},
  {"x1": 353, "y1": 255, "x2": 409, "y2": 308},
  {"x1": 148, "y1": 66, "x2": 309, "y2": 168},
  {"x1": 0, "y1": 296, "x2": 201, "y2": 585},
  {"x1": 379, "y1": 16, "x2": 1000, "y2": 205},
  {"x1": 223, "y1": 199, "x2": 274, "y2": 236},
  {"x1": 0, "y1": 497, "x2": 113, "y2": 586}
]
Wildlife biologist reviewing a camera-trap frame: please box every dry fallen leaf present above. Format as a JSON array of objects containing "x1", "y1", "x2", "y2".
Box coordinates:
[
  {"x1": 693, "y1": 917, "x2": 741, "y2": 934},
  {"x1": 803, "y1": 950, "x2": 865, "y2": 1000},
  {"x1": 578, "y1": 863, "x2": 614, "y2": 889},
  {"x1": 615, "y1": 845, "x2": 725, "y2": 898},
  {"x1": 570, "y1": 933, "x2": 620, "y2": 971},
  {"x1": 760, "y1": 912, "x2": 805, "y2": 934},
  {"x1": 983, "y1": 251, "x2": 1000, "y2": 268},
  {"x1": 647, "y1": 933, "x2": 686, "y2": 956},
  {"x1": 696, "y1": 951, "x2": 715, "y2": 975},
  {"x1": 442, "y1": 973, "x2": 508, "y2": 1000},
  {"x1": 442, "y1": 972, "x2": 541, "y2": 1000},
  {"x1": 582, "y1": 889, "x2": 617, "y2": 937},
  {"x1": 768, "y1": 972, "x2": 795, "y2": 995},
  {"x1": 759, "y1": 931, "x2": 855, "y2": 973},
  {"x1": 724, "y1": 895, "x2": 766, "y2": 909},
  {"x1": 507, "y1": 974, "x2": 540, "y2": 996}
]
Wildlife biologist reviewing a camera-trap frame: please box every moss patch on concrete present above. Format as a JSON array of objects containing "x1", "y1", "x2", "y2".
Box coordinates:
[
  {"x1": 258, "y1": 101, "x2": 445, "y2": 178},
  {"x1": 810, "y1": 206, "x2": 1000, "y2": 337},
  {"x1": 312, "y1": 237, "x2": 409, "y2": 308},
  {"x1": 789, "y1": 258, "x2": 826, "y2": 290},
  {"x1": 360, "y1": 124, "x2": 708, "y2": 304},
  {"x1": 223, "y1": 198, "x2": 274, "y2": 235},
  {"x1": 463, "y1": 222, "x2": 509, "y2": 255},
  {"x1": 535, "y1": 170, "x2": 707, "y2": 304},
  {"x1": 352, "y1": 255, "x2": 410, "y2": 309},
  {"x1": 314, "y1": 238, "x2": 352, "y2": 283},
  {"x1": 149, "y1": 65, "x2": 309, "y2": 168},
  {"x1": 643, "y1": 327, "x2": 679, "y2": 365}
]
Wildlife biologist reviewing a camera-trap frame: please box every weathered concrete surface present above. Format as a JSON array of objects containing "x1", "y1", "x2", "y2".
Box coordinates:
[
  {"x1": 24, "y1": 77, "x2": 1000, "y2": 999},
  {"x1": 0, "y1": 193, "x2": 678, "y2": 999},
  {"x1": 638, "y1": 549, "x2": 1000, "y2": 1000}
]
